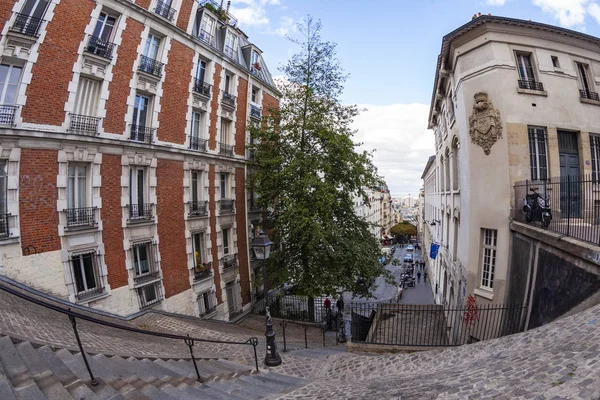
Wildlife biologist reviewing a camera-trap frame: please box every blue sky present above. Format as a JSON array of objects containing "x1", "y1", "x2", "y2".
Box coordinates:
[{"x1": 229, "y1": 0, "x2": 600, "y2": 195}]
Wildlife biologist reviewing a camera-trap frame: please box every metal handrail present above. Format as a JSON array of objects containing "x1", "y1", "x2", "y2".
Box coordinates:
[{"x1": 0, "y1": 281, "x2": 260, "y2": 385}]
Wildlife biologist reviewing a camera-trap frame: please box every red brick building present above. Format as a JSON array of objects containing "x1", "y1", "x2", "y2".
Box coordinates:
[{"x1": 0, "y1": 0, "x2": 279, "y2": 320}]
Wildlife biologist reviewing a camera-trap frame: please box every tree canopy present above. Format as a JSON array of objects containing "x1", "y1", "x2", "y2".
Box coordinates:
[
  {"x1": 390, "y1": 221, "x2": 417, "y2": 238},
  {"x1": 248, "y1": 16, "x2": 391, "y2": 298}
]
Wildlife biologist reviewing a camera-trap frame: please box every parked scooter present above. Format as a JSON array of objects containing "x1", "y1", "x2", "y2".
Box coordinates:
[{"x1": 523, "y1": 187, "x2": 552, "y2": 228}]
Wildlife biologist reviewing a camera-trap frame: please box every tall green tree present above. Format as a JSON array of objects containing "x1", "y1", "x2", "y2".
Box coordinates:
[{"x1": 249, "y1": 16, "x2": 392, "y2": 298}]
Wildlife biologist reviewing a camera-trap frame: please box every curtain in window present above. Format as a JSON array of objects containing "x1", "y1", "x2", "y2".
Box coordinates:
[{"x1": 74, "y1": 77, "x2": 100, "y2": 117}]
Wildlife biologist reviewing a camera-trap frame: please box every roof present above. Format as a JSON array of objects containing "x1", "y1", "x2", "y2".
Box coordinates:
[
  {"x1": 427, "y1": 15, "x2": 600, "y2": 128},
  {"x1": 421, "y1": 155, "x2": 436, "y2": 180}
]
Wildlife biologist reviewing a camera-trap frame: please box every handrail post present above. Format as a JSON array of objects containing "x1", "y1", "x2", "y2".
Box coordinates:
[
  {"x1": 250, "y1": 338, "x2": 259, "y2": 372},
  {"x1": 280, "y1": 321, "x2": 288, "y2": 352},
  {"x1": 303, "y1": 325, "x2": 308, "y2": 349},
  {"x1": 322, "y1": 325, "x2": 326, "y2": 347},
  {"x1": 184, "y1": 335, "x2": 202, "y2": 382},
  {"x1": 68, "y1": 313, "x2": 98, "y2": 386}
]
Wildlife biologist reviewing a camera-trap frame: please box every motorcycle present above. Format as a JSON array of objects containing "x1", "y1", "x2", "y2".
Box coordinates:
[{"x1": 523, "y1": 188, "x2": 552, "y2": 228}]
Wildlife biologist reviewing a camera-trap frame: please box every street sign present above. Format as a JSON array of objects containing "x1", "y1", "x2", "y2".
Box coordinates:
[{"x1": 430, "y1": 243, "x2": 440, "y2": 260}]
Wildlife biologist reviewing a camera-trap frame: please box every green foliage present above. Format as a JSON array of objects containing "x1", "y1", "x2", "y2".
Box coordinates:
[
  {"x1": 248, "y1": 16, "x2": 392, "y2": 298},
  {"x1": 390, "y1": 221, "x2": 417, "y2": 237}
]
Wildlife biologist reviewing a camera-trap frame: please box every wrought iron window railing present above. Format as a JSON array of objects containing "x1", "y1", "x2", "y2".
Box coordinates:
[
  {"x1": 518, "y1": 79, "x2": 544, "y2": 91},
  {"x1": 0, "y1": 105, "x2": 17, "y2": 126},
  {"x1": 10, "y1": 13, "x2": 43, "y2": 37},
  {"x1": 0, "y1": 214, "x2": 10, "y2": 238},
  {"x1": 139, "y1": 55, "x2": 164, "y2": 77},
  {"x1": 219, "y1": 199, "x2": 235, "y2": 214},
  {"x1": 69, "y1": 252, "x2": 104, "y2": 301},
  {"x1": 189, "y1": 136, "x2": 208, "y2": 152},
  {"x1": 66, "y1": 207, "x2": 97, "y2": 228},
  {"x1": 193, "y1": 78, "x2": 212, "y2": 97},
  {"x1": 221, "y1": 91, "x2": 236, "y2": 108},
  {"x1": 130, "y1": 125, "x2": 155, "y2": 143},
  {"x1": 580, "y1": 89, "x2": 600, "y2": 101},
  {"x1": 137, "y1": 281, "x2": 163, "y2": 309},
  {"x1": 198, "y1": 29, "x2": 213, "y2": 45},
  {"x1": 219, "y1": 142, "x2": 235, "y2": 157},
  {"x1": 193, "y1": 262, "x2": 212, "y2": 281},
  {"x1": 154, "y1": 0, "x2": 176, "y2": 21},
  {"x1": 250, "y1": 105, "x2": 261, "y2": 119},
  {"x1": 69, "y1": 114, "x2": 101, "y2": 136},
  {"x1": 222, "y1": 254, "x2": 238, "y2": 270},
  {"x1": 224, "y1": 45, "x2": 237, "y2": 60},
  {"x1": 188, "y1": 200, "x2": 208, "y2": 217},
  {"x1": 129, "y1": 203, "x2": 154, "y2": 220},
  {"x1": 85, "y1": 35, "x2": 116, "y2": 60}
]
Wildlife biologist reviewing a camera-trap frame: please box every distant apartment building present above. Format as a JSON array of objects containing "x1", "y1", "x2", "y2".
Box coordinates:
[
  {"x1": 422, "y1": 15, "x2": 600, "y2": 325},
  {"x1": 354, "y1": 186, "x2": 392, "y2": 239},
  {"x1": 0, "y1": 0, "x2": 279, "y2": 321}
]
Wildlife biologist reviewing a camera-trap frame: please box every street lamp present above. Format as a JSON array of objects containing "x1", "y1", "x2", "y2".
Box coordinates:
[{"x1": 251, "y1": 230, "x2": 273, "y2": 298}]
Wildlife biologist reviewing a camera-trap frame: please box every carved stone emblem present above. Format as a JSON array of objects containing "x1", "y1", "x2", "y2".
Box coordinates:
[{"x1": 468, "y1": 92, "x2": 502, "y2": 155}]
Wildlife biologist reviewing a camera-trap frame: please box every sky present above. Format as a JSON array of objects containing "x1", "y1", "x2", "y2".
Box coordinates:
[{"x1": 229, "y1": 0, "x2": 600, "y2": 196}]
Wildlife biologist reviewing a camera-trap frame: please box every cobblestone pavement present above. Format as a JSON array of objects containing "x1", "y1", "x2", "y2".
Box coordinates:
[{"x1": 276, "y1": 303, "x2": 600, "y2": 399}]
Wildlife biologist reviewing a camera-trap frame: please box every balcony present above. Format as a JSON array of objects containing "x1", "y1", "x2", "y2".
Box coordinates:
[
  {"x1": 189, "y1": 136, "x2": 208, "y2": 152},
  {"x1": 580, "y1": 89, "x2": 600, "y2": 102},
  {"x1": 219, "y1": 199, "x2": 235, "y2": 214},
  {"x1": 250, "y1": 105, "x2": 261, "y2": 120},
  {"x1": 139, "y1": 55, "x2": 164, "y2": 77},
  {"x1": 189, "y1": 200, "x2": 208, "y2": 217},
  {"x1": 10, "y1": 13, "x2": 43, "y2": 37},
  {"x1": 66, "y1": 207, "x2": 97, "y2": 228},
  {"x1": 193, "y1": 78, "x2": 212, "y2": 99},
  {"x1": 199, "y1": 0, "x2": 238, "y2": 28},
  {"x1": 129, "y1": 203, "x2": 154, "y2": 221},
  {"x1": 69, "y1": 114, "x2": 100, "y2": 136},
  {"x1": 154, "y1": 0, "x2": 176, "y2": 21},
  {"x1": 224, "y1": 45, "x2": 237, "y2": 60},
  {"x1": 518, "y1": 79, "x2": 544, "y2": 92},
  {"x1": 221, "y1": 91, "x2": 236, "y2": 109},
  {"x1": 219, "y1": 142, "x2": 235, "y2": 157},
  {"x1": 197, "y1": 29, "x2": 213, "y2": 46},
  {"x1": 222, "y1": 254, "x2": 238, "y2": 270},
  {"x1": 0, "y1": 214, "x2": 10, "y2": 238},
  {"x1": 84, "y1": 35, "x2": 116, "y2": 60},
  {"x1": 193, "y1": 262, "x2": 212, "y2": 281},
  {"x1": 0, "y1": 105, "x2": 17, "y2": 126},
  {"x1": 130, "y1": 125, "x2": 155, "y2": 143}
]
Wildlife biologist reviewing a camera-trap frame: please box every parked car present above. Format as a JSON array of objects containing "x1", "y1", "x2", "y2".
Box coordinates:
[
  {"x1": 404, "y1": 253, "x2": 413, "y2": 263},
  {"x1": 406, "y1": 245, "x2": 414, "y2": 253}
]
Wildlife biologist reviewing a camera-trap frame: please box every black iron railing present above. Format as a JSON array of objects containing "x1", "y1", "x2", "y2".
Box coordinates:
[
  {"x1": 193, "y1": 78, "x2": 211, "y2": 97},
  {"x1": 139, "y1": 55, "x2": 164, "y2": 77},
  {"x1": 219, "y1": 142, "x2": 235, "y2": 157},
  {"x1": 221, "y1": 91, "x2": 236, "y2": 108},
  {"x1": 219, "y1": 199, "x2": 234, "y2": 214},
  {"x1": 250, "y1": 105, "x2": 261, "y2": 119},
  {"x1": 0, "y1": 281, "x2": 260, "y2": 385},
  {"x1": 199, "y1": 0, "x2": 238, "y2": 27},
  {"x1": 154, "y1": 0, "x2": 176, "y2": 21},
  {"x1": 197, "y1": 29, "x2": 213, "y2": 45},
  {"x1": 137, "y1": 281, "x2": 163, "y2": 309},
  {"x1": 69, "y1": 114, "x2": 101, "y2": 136},
  {"x1": 0, "y1": 105, "x2": 17, "y2": 126},
  {"x1": 130, "y1": 125, "x2": 155, "y2": 143},
  {"x1": 252, "y1": 294, "x2": 335, "y2": 325},
  {"x1": 222, "y1": 254, "x2": 237, "y2": 270},
  {"x1": 189, "y1": 200, "x2": 208, "y2": 217},
  {"x1": 0, "y1": 213, "x2": 10, "y2": 238},
  {"x1": 129, "y1": 203, "x2": 154, "y2": 220},
  {"x1": 518, "y1": 79, "x2": 544, "y2": 91},
  {"x1": 189, "y1": 136, "x2": 208, "y2": 152},
  {"x1": 10, "y1": 13, "x2": 43, "y2": 37},
  {"x1": 224, "y1": 45, "x2": 237, "y2": 60},
  {"x1": 350, "y1": 302, "x2": 526, "y2": 346},
  {"x1": 69, "y1": 253, "x2": 104, "y2": 301},
  {"x1": 580, "y1": 89, "x2": 600, "y2": 101},
  {"x1": 85, "y1": 35, "x2": 116, "y2": 60},
  {"x1": 194, "y1": 262, "x2": 212, "y2": 281},
  {"x1": 66, "y1": 207, "x2": 97, "y2": 228},
  {"x1": 513, "y1": 175, "x2": 600, "y2": 245}
]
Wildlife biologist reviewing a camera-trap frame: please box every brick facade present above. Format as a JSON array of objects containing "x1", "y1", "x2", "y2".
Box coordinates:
[
  {"x1": 235, "y1": 77, "x2": 248, "y2": 156},
  {"x1": 157, "y1": 40, "x2": 193, "y2": 144},
  {"x1": 156, "y1": 159, "x2": 189, "y2": 298},
  {"x1": 135, "y1": 0, "x2": 151, "y2": 10},
  {"x1": 21, "y1": 0, "x2": 95, "y2": 125},
  {"x1": 262, "y1": 93, "x2": 279, "y2": 118},
  {"x1": 19, "y1": 149, "x2": 60, "y2": 254},
  {"x1": 208, "y1": 164, "x2": 223, "y2": 303},
  {"x1": 104, "y1": 18, "x2": 144, "y2": 134},
  {"x1": 235, "y1": 168, "x2": 251, "y2": 305},
  {"x1": 208, "y1": 63, "x2": 222, "y2": 151},
  {"x1": 100, "y1": 155, "x2": 127, "y2": 289},
  {"x1": 0, "y1": 1, "x2": 17, "y2": 33},
  {"x1": 176, "y1": 0, "x2": 194, "y2": 31}
]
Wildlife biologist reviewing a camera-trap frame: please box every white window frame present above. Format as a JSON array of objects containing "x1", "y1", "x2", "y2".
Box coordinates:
[
  {"x1": 133, "y1": 94, "x2": 151, "y2": 128},
  {"x1": 516, "y1": 52, "x2": 535, "y2": 81},
  {"x1": 132, "y1": 242, "x2": 153, "y2": 277},
  {"x1": 590, "y1": 134, "x2": 600, "y2": 183},
  {"x1": 199, "y1": 14, "x2": 215, "y2": 42},
  {"x1": 92, "y1": 10, "x2": 118, "y2": 41},
  {"x1": 251, "y1": 86, "x2": 259, "y2": 104},
  {"x1": 0, "y1": 161, "x2": 6, "y2": 216},
  {"x1": 0, "y1": 64, "x2": 22, "y2": 106},
  {"x1": 576, "y1": 62, "x2": 593, "y2": 93},
  {"x1": 224, "y1": 32, "x2": 237, "y2": 58},
  {"x1": 74, "y1": 77, "x2": 100, "y2": 117},
  {"x1": 191, "y1": 170, "x2": 203, "y2": 203},
  {"x1": 192, "y1": 231, "x2": 206, "y2": 267},
  {"x1": 67, "y1": 164, "x2": 89, "y2": 210},
  {"x1": 198, "y1": 290, "x2": 216, "y2": 315},
  {"x1": 480, "y1": 229, "x2": 497, "y2": 290},
  {"x1": 143, "y1": 33, "x2": 161, "y2": 60},
  {"x1": 70, "y1": 251, "x2": 101, "y2": 297},
  {"x1": 191, "y1": 110, "x2": 203, "y2": 139},
  {"x1": 220, "y1": 173, "x2": 228, "y2": 199},
  {"x1": 129, "y1": 166, "x2": 147, "y2": 209},
  {"x1": 196, "y1": 59, "x2": 207, "y2": 83},
  {"x1": 528, "y1": 126, "x2": 548, "y2": 182},
  {"x1": 222, "y1": 227, "x2": 230, "y2": 255},
  {"x1": 20, "y1": 0, "x2": 49, "y2": 19}
]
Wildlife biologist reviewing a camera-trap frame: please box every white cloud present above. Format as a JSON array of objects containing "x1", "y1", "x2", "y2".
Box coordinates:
[
  {"x1": 589, "y1": 2, "x2": 600, "y2": 23},
  {"x1": 352, "y1": 104, "x2": 434, "y2": 197},
  {"x1": 486, "y1": 0, "x2": 508, "y2": 5},
  {"x1": 268, "y1": 16, "x2": 297, "y2": 36},
  {"x1": 532, "y1": 0, "x2": 591, "y2": 27},
  {"x1": 229, "y1": 0, "x2": 283, "y2": 27}
]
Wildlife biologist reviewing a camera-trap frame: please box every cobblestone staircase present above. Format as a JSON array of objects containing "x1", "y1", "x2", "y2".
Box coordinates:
[{"x1": 0, "y1": 335, "x2": 307, "y2": 400}]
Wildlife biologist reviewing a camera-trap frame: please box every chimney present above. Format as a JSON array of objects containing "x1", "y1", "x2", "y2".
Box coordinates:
[
  {"x1": 219, "y1": 0, "x2": 224, "y2": 10},
  {"x1": 226, "y1": 0, "x2": 231, "y2": 14},
  {"x1": 478, "y1": 12, "x2": 482, "y2": 16},
  {"x1": 472, "y1": 13, "x2": 477, "y2": 20}
]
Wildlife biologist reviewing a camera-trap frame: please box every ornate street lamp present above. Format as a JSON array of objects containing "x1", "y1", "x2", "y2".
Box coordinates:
[{"x1": 251, "y1": 230, "x2": 273, "y2": 297}]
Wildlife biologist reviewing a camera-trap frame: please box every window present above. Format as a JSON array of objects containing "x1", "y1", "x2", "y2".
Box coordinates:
[
  {"x1": 222, "y1": 227, "x2": 230, "y2": 255},
  {"x1": 224, "y1": 32, "x2": 237, "y2": 58},
  {"x1": 74, "y1": 77, "x2": 100, "y2": 117},
  {"x1": 0, "y1": 64, "x2": 22, "y2": 107},
  {"x1": 0, "y1": 161, "x2": 6, "y2": 216},
  {"x1": 551, "y1": 56, "x2": 560, "y2": 68},
  {"x1": 20, "y1": 0, "x2": 49, "y2": 19},
  {"x1": 70, "y1": 252, "x2": 102, "y2": 299},
  {"x1": 516, "y1": 53, "x2": 535, "y2": 81},
  {"x1": 251, "y1": 50, "x2": 259, "y2": 68},
  {"x1": 92, "y1": 11, "x2": 117, "y2": 41},
  {"x1": 576, "y1": 62, "x2": 596, "y2": 98},
  {"x1": 132, "y1": 242, "x2": 154, "y2": 277},
  {"x1": 192, "y1": 232, "x2": 205, "y2": 268},
  {"x1": 191, "y1": 111, "x2": 203, "y2": 138},
  {"x1": 452, "y1": 138, "x2": 459, "y2": 191},
  {"x1": 199, "y1": 14, "x2": 215, "y2": 43},
  {"x1": 452, "y1": 219, "x2": 458, "y2": 262},
  {"x1": 133, "y1": 94, "x2": 150, "y2": 128},
  {"x1": 480, "y1": 229, "x2": 497, "y2": 290},
  {"x1": 67, "y1": 164, "x2": 87, "y2": 210},
  {"x1": 220, "y1": 119, "x2": 230, "y2": 144},
  {"x1": 196, "y1": 59, "x2": 206, "y2": 84},
  {"x1": 251, "y1": 86, "x2": 259, "y2": 103},
  {"x1": 591, "y1": 135, "x2": 600, "y2": 183},
  {"x1": 143, "y1": 33, "x2": 161, "y2": 60},
  {"x1": 198, "y1": 290, "x2": 216, "y2": 316},
  {"x1": 224, "y1": 73, "x2": 232, "y2": 94},
  {"x1": 220, "y1": 173, "x2": 227, "y2": 198},
  {"x1": 528, "y1": 127, "x2": 548, "y2": 181},
  {"x1": 191, "y1": 171, "x2": 202, "y2": 203},
  {"x1": 137, "y1": 282, "x2": 162, "y2": 308},
  {"x1": 129, "y1": 167, "x2": 150, "y2": 219}
]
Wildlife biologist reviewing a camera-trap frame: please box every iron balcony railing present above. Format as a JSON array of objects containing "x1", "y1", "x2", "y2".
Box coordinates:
[
  {"x1": 69, "y1": 253, "x2": 104, "y2": 301},
  {"x1": 66, "y1": 207, "x2": 97, "y2": 228},
  {"x1": 188, "y1": 200, "x2": 208, "y2": 217},
  {"x1": 250, "y1": 66, "x2": 260, "y2": 77},
  {"x1": 199, "y1": 0, "x2": 238, "y2": 27},
  {"x1": 139, "y1": 55, "x2": 164, "y2": 77},
  {"x1": 222, "y1": 254, "x2": 237, "y2": 270},
  {"x1": 194, "y1": 262, "x2": 212, "y2": 281},
  {"x1": 10, "y1": 13, "x2": 43, "y2": 37},
  {"x1": 514, "y1": 175, "x2": 600, "y2": 246},
  {"x1": 518, "y1": 79, "x2": 544, "y2": 91},
  {"x1": 193, "y1": 78, "x2": 212, "y2": 98},
  {"x1": 129, "y1": 203, "x2": 154, "y2": 220},
  {"x1": 198, "y1": 29, "x2": 213, "y2": 45},
  {"x1": 0, "y1": 105, "x2": 17, "y2": 126},
  {"x1": 154, "y1": 0, "x2": 176, "y2": 21},
  {"x1": 189, "y1": 136, "x2": 208, "y2": 152},
  {"x1": 224, "y1": 45, "x2": 237, "y2": 60},
  {"x1": 0, "y1": 214, "x2": 10, "y2": 238},
  {"x1": 219, "y1": 199, "x2": 235, "y2": 214},
  {"x1": 219, "y1": 142, "x2": 235, "y2": 157},
  {"x1": 130, "y1": 125, "x2": 155, "y2": 143},
  {"x1": 137, "y1": 281, "x2": 163, "y2": 309},
  {"x1": 250, "y1": 105, "x2": 261, "y2": 120},
  {"x1": 580, "y1": 89, "x2": 600, "y2": 101},
  {"x1": 85, "y1": 35, "x2": 116, "y2": 60},
  {"x1": 221, "y1": 91, "x2": 236, "y2": 108},
  {"x1": 69, "y1": 114, "x2": 101, "y2": 136}
]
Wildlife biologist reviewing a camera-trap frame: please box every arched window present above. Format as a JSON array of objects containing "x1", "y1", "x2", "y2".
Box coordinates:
[
  {"x1": 452, "y1": 137, "x2": 459, "y2": 191},
  {"x1": 444, "y1": 148, "x2": 450, "y2": 192}
]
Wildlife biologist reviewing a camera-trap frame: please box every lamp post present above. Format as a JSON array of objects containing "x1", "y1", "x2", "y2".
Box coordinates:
[{"x1": 251, "y1": 230, "x2": 273, "y2": 301}]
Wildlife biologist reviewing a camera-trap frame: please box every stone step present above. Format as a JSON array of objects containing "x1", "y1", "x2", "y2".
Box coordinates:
[
  {"x1": 139, "y1": 358, "x2": 189, "y2": 382},
  {"x1": 153, "y1": 360, "x2": 195, "y2": 379},
  {"x1": 0, "y1": 362, "x2": 17, "y2": 400},
  {"x1": 0, "y1": 336, "x2": 46, "y2": 400}
]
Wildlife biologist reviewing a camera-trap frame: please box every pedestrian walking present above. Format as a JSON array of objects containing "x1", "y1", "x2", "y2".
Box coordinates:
[
  {"x1": 417, "y1": 271, "x2": 421, "y2": 282},
  {"x1": 424, "y1": 271, "x2": 428, "y2": 282}
]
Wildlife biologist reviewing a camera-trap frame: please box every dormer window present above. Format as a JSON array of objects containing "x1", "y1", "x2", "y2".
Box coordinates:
[
  {"x1": 250, "y1": 50, "x2": 261, "y2": 74},
  {"x1": 224, "y1": 32, "x2": 237, "y2": 59},
  {"x1": 194, "y1": 12, "x2": 215, "y2": 44}
]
